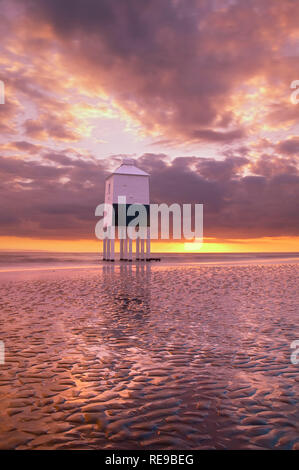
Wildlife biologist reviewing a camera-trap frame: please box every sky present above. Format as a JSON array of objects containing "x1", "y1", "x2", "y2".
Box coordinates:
[{"x1": 0, "y1": 0, "x2": 299, "y2": 252}]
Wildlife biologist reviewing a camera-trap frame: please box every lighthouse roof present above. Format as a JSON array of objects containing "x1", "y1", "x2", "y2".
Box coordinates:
[{"x1": 112, "y1": 158, "x2": 150, "y2": 177}]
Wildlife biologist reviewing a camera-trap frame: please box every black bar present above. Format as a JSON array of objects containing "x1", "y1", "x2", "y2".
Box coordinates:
[{"x1": 0, "y1": 449, "x2": 297, "y2": 466}]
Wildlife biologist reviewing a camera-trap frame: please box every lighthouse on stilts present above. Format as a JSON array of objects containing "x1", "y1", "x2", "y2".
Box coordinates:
[{"x1": 103, "y1": 158, "x2": 151, "y2": 262}]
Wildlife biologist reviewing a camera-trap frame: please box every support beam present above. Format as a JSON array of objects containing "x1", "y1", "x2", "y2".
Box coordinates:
[
  {"x1": 146, "y1": 227, "x2": 151, "y2": 260},
  {"x1": 103, "y1": 238, "x2": 107, "y2": 260},
  {"x1": 123, "y1": 232, "x2": 128, "y2": 260},
  {"x1": 106, "y1": 238, "x2": 110, "y2": 261},
  {"x1": 119, "y1": 239, "x2": 122, "y2": 260},
  {"x1": 110, "y1": 237, "x2": 115, "y2": 261},
  {"x1": 128, "y1": 238, "x2": 132, "y2": 261},
  {"x1": 140, "y1": 238, "x2": 145, "y2": 261},
  {"x1": 136, "y1": 237, "x2": 140, "y2": 260},
  {"x1": 119, "y1": 228, "x2": 124, "y2": 260}
]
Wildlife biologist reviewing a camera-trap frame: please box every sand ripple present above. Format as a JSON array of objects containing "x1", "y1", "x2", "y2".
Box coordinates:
[{"x1": 0, "y1": 263, "x2": 298, "y2": 449}]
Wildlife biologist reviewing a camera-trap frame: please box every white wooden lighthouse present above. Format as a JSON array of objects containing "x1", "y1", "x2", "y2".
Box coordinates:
[{"x1": 103, "y1": 158, "x2": 151, "y2": 261}]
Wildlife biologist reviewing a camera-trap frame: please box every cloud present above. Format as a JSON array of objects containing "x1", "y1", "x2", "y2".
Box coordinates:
[
  {"x1": 250, "y1": 153, "x2": 298, "y2": 178},
  {"x1": 0, "y1": 0, "x2": 298, "y2": 244},
  {"x1": 8, "y1": 140, "x2": 43, "y2": 154},
  {"x1": 2, "y1": 0, "x2": 299, "y2": 148},
  {"x1": 24, "y1": 115, "x2": 79, "y2": 141},
  {"x1": 191, "y1": 128, "x2": 245, "y2": 143},
  {"x1": 16, "y1": 0, "x2": 295, "y2": 144},
  {"x1": 0, "y1": 151, "x2": 298, "y2": 239},
  {"x1": 18, "y1": 0, "x2": 299, "y2": 142},
  {"x1": 0, "y1": 150, "x2": 108, "y2": 238},
  {"x1": 277, "y1": 137, "x2": 299, "y2": 155}
]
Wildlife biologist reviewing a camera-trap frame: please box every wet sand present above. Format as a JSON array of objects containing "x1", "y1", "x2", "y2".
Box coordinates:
[{"x1": 0, "y1": 262, "x2": 298, "y2": 449}]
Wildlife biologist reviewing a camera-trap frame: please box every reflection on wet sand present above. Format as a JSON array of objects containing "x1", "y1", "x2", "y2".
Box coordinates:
[
  {"x1": 0, "y1": 263, "x2": 298, "y2": 449},
  {"x1": 103, "y1": 263, "x2": 151, "y2": 317}
]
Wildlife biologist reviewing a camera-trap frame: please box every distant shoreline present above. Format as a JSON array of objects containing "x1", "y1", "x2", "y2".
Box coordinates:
[{"x1": 0, "y1": 254, "x2": 299, "y2": 277}]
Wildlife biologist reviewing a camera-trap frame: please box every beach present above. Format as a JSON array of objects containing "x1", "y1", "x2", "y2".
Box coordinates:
[{"x1": 0, "y1": 256, "x2": 298, "y2": 450}]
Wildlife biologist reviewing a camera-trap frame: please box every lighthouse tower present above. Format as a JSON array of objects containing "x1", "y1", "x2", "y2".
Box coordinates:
[{"x1": 103, "y1": 158, "x2": 151, "y2": 261}]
